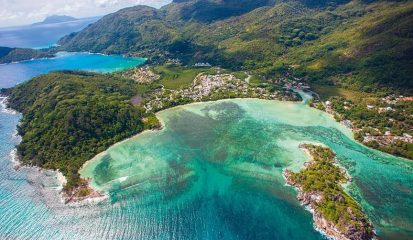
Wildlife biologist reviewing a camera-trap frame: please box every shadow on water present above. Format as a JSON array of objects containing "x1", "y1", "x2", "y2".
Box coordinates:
[{"x1": 1, "y1": 99, "x2": 412, "y2": 239}]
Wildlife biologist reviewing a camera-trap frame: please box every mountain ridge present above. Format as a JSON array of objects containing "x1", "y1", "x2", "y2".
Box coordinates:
[{"x1": 58, "y1": 0, "x2": 413, "y2": 93}]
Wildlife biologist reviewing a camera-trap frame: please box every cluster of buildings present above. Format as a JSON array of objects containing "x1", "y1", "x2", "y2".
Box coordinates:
[
  {"x1": 190, "y1": 74, "x2": 239, "y2": 99},
  {"x1": 166, "y1": 59, "x2": 182, "y2": 65},
  {"x1": 327, "y1": 94, "x2": 413, "y2": 147},
  {"x1": 125, "y1": 66, "x2": 160, "y2": 83},
  {"x1": 382, "y1": 95, "x2": 413, "y2": 104},
  {"x1": 144, "y1": 73, "x2": 290, "y2": 112},
  {"x1": 363, "y1": 132, "x2": 413, "y2": 145},
  {"x1": 283, "y1": 80, "x2": 311, "y2": 91},
  {"x1": 193, "y1": 62, "x2": 212, "y2": 67}
]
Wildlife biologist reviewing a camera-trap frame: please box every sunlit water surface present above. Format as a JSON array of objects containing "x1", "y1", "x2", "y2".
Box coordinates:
[
  {"x1": 0, "y1": 52, "x2": 146, "y2": 88},
  {"x1": 1, "y1": 98, "x2": 412, "y2": 239},
  {"x1": 0, "y1": 17, "x2": 100, "y2": 48}
]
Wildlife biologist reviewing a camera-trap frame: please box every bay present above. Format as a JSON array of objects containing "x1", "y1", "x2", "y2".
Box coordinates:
[
  {"x1": 0, "y1": 54, "x2": 411, "y2": 238},
  {"x1": 79, "y1": 99, "x2": 413, "y2": 240},
  {"x1": 0, "y1": 52, "x2": 146, "y2": 88},
  {"x1": 1, "y1": 97, "x2": 412, "y2": 239}
]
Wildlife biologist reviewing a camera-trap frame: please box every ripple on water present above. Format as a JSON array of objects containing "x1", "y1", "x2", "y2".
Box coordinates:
[
  {"x1": 0, "y1": 52, "x2": 146, "y2": 88},
  {"x1": 0, "y1": 99, "x2": 412, "y2": 239}
]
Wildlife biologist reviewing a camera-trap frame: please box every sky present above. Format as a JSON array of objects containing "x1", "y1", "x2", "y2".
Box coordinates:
[{"x1": 0, "y1": 0, "x2": 172, "y2": 27}]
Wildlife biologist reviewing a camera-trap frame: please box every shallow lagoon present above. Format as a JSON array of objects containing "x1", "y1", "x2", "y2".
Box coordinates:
[
  {"x1": 0, "y1": 97, "x2": 412, "y2": 239},
  {"x1": 79, "y1": 99, "x2": 413, "y2": 240}
]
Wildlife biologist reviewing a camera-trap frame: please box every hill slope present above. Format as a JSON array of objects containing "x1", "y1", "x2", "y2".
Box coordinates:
[
  {"x1": 59, "y1": 0, "x2": 413, "y2": 93},
  {"x1": 7, "y1": 71, "x2": 157, "y2": 190}
]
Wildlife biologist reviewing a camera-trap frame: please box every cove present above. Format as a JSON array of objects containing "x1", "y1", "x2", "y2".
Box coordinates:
[
  {"x1": 79, "y1": 99, "x2": 413, "y2": 240},
  {"x1": 0, "y1": 52, "x2": 146, "y2": 88}
]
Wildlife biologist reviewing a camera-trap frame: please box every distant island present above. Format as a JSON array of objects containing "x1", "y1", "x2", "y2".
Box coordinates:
[
  {"x1": 1, "y1": 0, "x2": 412, "y2": 238},
  {"x1": 33, "y1": 15, "x2": 77, "y2": 25}
]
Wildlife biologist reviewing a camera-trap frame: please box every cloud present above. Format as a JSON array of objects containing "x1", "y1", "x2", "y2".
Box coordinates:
[
  {"x1": 94, "y1": 0, "x2": 119, "y2": 7},
  {"x1": 0, "y1": 0, "x2": 172, "y2": 27}
]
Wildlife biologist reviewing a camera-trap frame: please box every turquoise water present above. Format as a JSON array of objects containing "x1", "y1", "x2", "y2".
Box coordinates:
[
  {"x1": 81, "y1": 99, "x2": 412, "y2": 239},
  {"x1": 0, "y1": 97, "x2": 412, "y2": 239},
  {"x1": 0, "y1": 52, "x2": 146, "y2": 88}
]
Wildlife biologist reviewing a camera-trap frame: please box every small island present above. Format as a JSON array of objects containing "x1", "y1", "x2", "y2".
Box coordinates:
[
  {"x1": 4, "y1": 66, "x2": 296, "y2": 202},
  {"x1": 284, "y1": 144, "x2": 375, "y2": 240}
]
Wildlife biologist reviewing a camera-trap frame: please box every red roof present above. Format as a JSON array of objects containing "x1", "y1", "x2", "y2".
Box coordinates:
[{"x1": 400, "y1": 97, "x2": 413, "y2": 101}]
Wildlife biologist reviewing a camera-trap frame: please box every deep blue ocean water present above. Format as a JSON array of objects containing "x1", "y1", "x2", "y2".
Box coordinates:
[
  {"x1": 0, "y1": 98, "x2": 412, "y2": 239},
  {"x1": 0, "y1": 17, "x2": 100, "y2": 48},
  {"x1": 0, "y1": 19, "x2": 411, "y2": 239},
  {"x1": 0, "y1": 52, "x2": 147, "y2": 239}
]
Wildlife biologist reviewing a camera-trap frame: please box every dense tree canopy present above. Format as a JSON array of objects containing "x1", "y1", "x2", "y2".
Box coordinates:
[
  {"x1": 59, "y1": 0, "x2": 413, "y2": 94},
  {"x1": 8, "y1": 71, "x2": 157, "y2": 189}
]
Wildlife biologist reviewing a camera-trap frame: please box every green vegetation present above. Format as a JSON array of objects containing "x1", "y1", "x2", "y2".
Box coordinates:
[
  {"x1": 231, "y1": 71, "x2": 248, "y2": 81},
  {"x1": 286, "y1": 144, "x2": 374, "y2": 239},
  {"x1": 7, "y1": 71, "x2": 158, "y2": 190},
  {"x1": 59, "y1": 0, "x2": 413, "y2": 94},
  {"x1": 285, "y1": 1, "x2": 413, "y2": 94},
  {"x1": 5, "y1": 64, "x2": 286, "y2": 193},
  {"x1": 329, "y1": 96, "x2": 413, "y2": 159},
  {"x1": 152, "y1": 65, "x2": 205, "y2": 89},
  {"x1": 277, "y1": 18, "x2": 322, "y2": 47},
  {"x1": 6, "y1": 0, "x2": 412, "y2": 194},
  {"x1": 311, "y1": 84, "x2": 373, "y2": 101},
  {"x1": 0, "y1": 47, "x2": 55, "y2": 64}
]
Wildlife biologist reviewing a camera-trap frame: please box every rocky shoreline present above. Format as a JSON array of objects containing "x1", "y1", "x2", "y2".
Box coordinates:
[
  {"x1": 62, "y1": 178, "x2": 107, "y2": 205},
  {"x1": 283, "y1": 144, "x2": 375, "y2": 240},
  {"x1": 11, "y1": 149, "x2": 107, "y2": 205},
  {"x1": 1, "y1": 96, "x2": 106, "y2": 205}
]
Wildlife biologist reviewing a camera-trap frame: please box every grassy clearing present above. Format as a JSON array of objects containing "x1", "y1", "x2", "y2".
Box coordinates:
[
  {"x1": 249, "y1": 75, "x2": 265, "y2": 85},
  {"x1": 152, "y1": 65, "x2": 206, "y2": 90},
  {"x1": 232, "y1": 71, "x2": 249, "y2": 80},
  {"x1": 311, "y1": 84, "x2": 374, "y2": 102}
]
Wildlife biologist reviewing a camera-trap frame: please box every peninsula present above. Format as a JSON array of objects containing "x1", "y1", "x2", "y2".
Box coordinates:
[
  {"x1": 4, "y1": 66, "x2": 296, "y2": 200},
  {"x1": 284, "y1": 144, "x2": 375, "y2": 240},
  {"x1": 0, "y1": 46, "x2": 55, "y2": 64},
  {"x1": 1, "y1": 0, "x2": 412, "y2": 238}
]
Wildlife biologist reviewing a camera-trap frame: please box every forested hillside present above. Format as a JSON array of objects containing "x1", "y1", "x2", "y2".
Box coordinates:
[
  {"x1": 59, "y1": 0, "x2": 413, "y2": 94},
  {"x1": 0, "y1": 47, "x2": 54, "y2": 64},
  {"x1": 8, "y1": 71, "x2": 158, "y2": 189}
]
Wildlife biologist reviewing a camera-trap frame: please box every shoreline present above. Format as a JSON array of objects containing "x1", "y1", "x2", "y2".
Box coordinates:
[
  {"x1": 0, "y1": 56, "x2": 55, "y2": 66},
  {"x1": 3, "y1": 95, "x2": 402, "y2": 208},
  {"x1": 317, "y1": 100, "x2": 413, "y2": 162},
  {"x1": 56, "y1": 170, "x2": 67, "y2": 187},
  {"x1": 81, "y1": 97, "x2": 307, "y2": 171},
  {"x1": 79, "y1": 126, "x2": 165, "y2": 177},
  {"x1": 283, "y1": 144, "x2": 375, "y2": 240},
  {"x1": 70, "y1": 97, "x2": 349, "y2": 202},
  {"x1": 0, "y1": 51, "x2": 146, "y2": 66},
  {"x1": 1, "y1": 97, "x2": 107, "y2": 206},
  {"x1": 78, "y1": 120, "x2": 166, "y2": 201},
  {"x1": 283, "y1": 145, "x2": 341, "y2": 240},
  {"x1": 0, "y1": 97, "x2": 18, "y2": 115}
]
